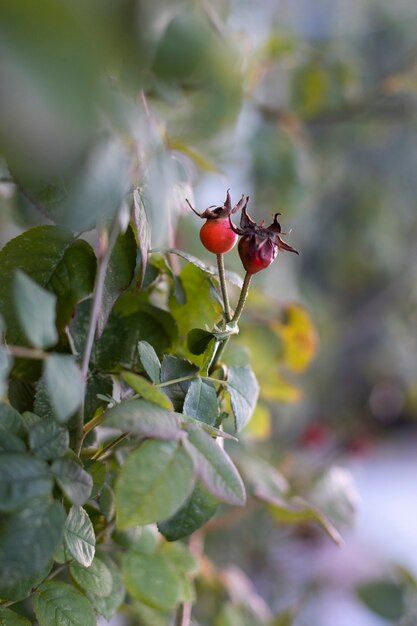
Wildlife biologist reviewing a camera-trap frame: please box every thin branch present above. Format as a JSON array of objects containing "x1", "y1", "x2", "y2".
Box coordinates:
[
  {"x1": 6, "y1": 345, "x2": 49, "y2": 360},
  {"x1": 74, "y1": 213, "x2": 122, "y2": 455}
]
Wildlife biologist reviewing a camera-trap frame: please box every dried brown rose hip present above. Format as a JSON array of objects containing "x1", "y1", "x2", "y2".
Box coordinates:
[{"x1": 230, "y1": 203, "x2": 298, "y2": 274}]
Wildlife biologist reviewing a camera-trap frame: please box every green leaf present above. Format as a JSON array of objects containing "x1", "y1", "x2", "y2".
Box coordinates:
[
  {"x1": 87, "y1": 461, "x2": 106, "y2": 498},
  {"x1": 163, "y1": 248, "x2": 243, "y2": 288},
  {"x1": 268, "y1": 496, "x2": 343, "y2": 545},
  {"x1": 160, "y1": 355, "x2": 199, "y2": 411},
  {"x1": 63, "y1": 505, "x2": 95, "y2": 566},
  {"x1": 137, "y1": 340, "x2": 161, "y2": 384},
  {"x1": 132, "y1": 189, "x2": 151, "y2": 288},
  {"x1": 123, "y1": 550, "x2": 181, "y2": 611},
  {"x1": 237, "y1": 454, "x2": 289, "y2": 504},
  {"x1": 158, "y1": 484, "x2": 218, "y2": 541},
  {"x1": 0, "y1": 453, "x2": 53, "y2": 512},
  {"x1": 51, "y1": 458, "x2": 93, "y2": 506},
  {"x1": 0, "y1": 346, "x2": 13, "y2": 399},
  {"x1": 0, "y1": 561, "x2": 53, "y2": 603},
  {"x1": 95, "y1": 306, "x2": 177, "y2": 372},
  {"x1": 0, "y1": 403, "x2": 24, "y2": 435},
  {"x1": 103, "y1": 398, "x2": 182, "y2": 440},
  {"x1": 69, "y1": 556, "x2": 113, "y2": 598},
  {"x1": 115, "y1": 440, "x2": 195, "y2": 528},
  {"x1": 86, "y1": 553, "x2": 125, "y2": 622},
  {"x1": 122, "y1": 372, "x2": 174, "y2": 410},
  {"x1": 0, "y1": 432, "x2": 26, "y2": 452},
  {"x1": 0, "y1": 498, "x2": 65, "y2": 595},
  {"x1": 130, "y1": 601, "x2": 169, "y2": 626},
  {"x1": 183, "y1": 378, "x2": 218, "y2": 426},
  {"x1": 12, "y1": 270, "x2": 58, "y2": 349},
  {"x1": 99, "y1": 483, "x2": 115, "y2": 521},
  {"x1": 43, "y1": 354, "x2": 83, "y2": 423},
  {"x1": 187, "y1": 328, "x2": 215, "y2": 355},
  {"x1": 180, "y1": 414, "x2": 238, "y2": 441},
  {"x1": 0, "y1": 607, "x2": 31, "y2": 625},
  {"x1": 29, "y1": 419, "x2": 69, "y2": 460},
  {"x1": 357, "y1": 580, "x2": 405, "y2": 621},
  {"x1": 0, "y1": 227, "x2": 96, "y2": 345},
  {"x1": 169, "y1": 264, "x2": 223, "y2": 338},
  {"x1": 184, "y1": 425, "x2": 246, "y2": 506},
  {"x1": 227, "y1": 366, "x2": 259, "y2": 431},
  {"x1": 99, "y1": 225, "x2": 137, "y2": 335},
  {"x1": 33, "y1": 581, "x2": 96, "y2": 626}
]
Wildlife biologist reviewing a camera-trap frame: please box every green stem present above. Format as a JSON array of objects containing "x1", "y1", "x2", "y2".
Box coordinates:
[
  {"x1": 91, "y1": 433, "x2": 129, "y2": 461},
  {"x1": 209, "y1": 272, "x2": 253, "y2": 373},
  {"x1": 217, "y1": 253, "x2": 231, "y2": 323},
  {"x1": 156, "y1": 374, "x2": 199, "y2": 388},
  {"x1": 232, "y1": 271, "x2": 252, "y2": 324}
]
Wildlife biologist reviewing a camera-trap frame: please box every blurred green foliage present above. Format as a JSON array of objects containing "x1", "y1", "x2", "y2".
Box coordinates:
[{"x1": 1, "y1": 0, "x2": 417, "y2": 625}]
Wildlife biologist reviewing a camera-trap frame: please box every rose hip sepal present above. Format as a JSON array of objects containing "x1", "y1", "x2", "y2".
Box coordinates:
[
  {"x1": 230, "y1": 204, "x2": 299, "y2": 274},
  {"x1": 186, "y1": 190, "x2": 248, "y2": 254}
]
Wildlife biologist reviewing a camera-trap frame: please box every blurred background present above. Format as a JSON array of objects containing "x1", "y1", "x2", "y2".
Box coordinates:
[{"x1": 1, "y1": 0, "x2": 417, "y2": 624}]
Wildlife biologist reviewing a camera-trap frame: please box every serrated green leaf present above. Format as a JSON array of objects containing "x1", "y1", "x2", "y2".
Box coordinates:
[
  {"x1": 29, "y1": 419, "x2": 69, "y2": 460},
  {"x1": 187, "y1": 328, "x2": 215, "y2": 355},
  {"x1": 0, "y1": 431, "x2": 26, "y2": 452},
  {"x1": 227, "y1": 366, "x2": 259, "y2": 431},
  {"x1": 137, "y1": 340, "x2": 161, "y2": 384},
  {"x1": 70, "y1": 556, "x2": 113, "y2": 598},
  {"x1": 158, "y1": 484, "x2": 218, "y2": 541},
  {"x1": 122, "y1": 372, "x2": 174, "y2": 410},
  {"x1": 43, "y1": 354, "x2": 83, "y2": 423},
  {"x1": 0, "y1": 498, "x2": 65, "y2": 595},
  {"x1": 33, "y1": 581, "x2": 96, "y2": 626},
  {"x1": 0, "y1": 560, "x2": 53, "y2": 603},
  {"x1": 12, "y1": 270, "x2": 58, "y2": 349},
  {"x1": 115, "y1": 440, "x2": 195, "y2": 528},
  {"x1": 132, "y1": 189, "x2": 151, "y2": 288},
  {"x1": 87, "y1": 553, "x2": 125, "y2": 622},
  {"x1": 63, "y1": 505, "x2": 95, "y2": 566},
  {"x1": 0, "y1": 607, "x2": 31, "y2": 625},
  {"x1": 0, "y1": 453, "x2": 53, "y2": 512},
  {"x1": 184, "y1": 425, "x2": 246, "y2": 506},
  {"x1": 183, "y1": 378, "x2": 218, "y2": 426},
  {"x1": 123, "y1": 550, "x2": 181, "y2": 611},
  {"x1": 0, "y1": 404, "x2": 24, "y2": 435},
  {"x1": 160, "y1": 355, "x2": 199, "y2": 411},
  {"x1": 95, "y1": 307, "x2": 177, "y2": 372},
  {"x1": 99, "y1": 225, "x2": 137, "y2": 335},
  {"x1": 0, "y1": 227, "x2": 96, "y2": 346},
  {"x1": 103, "y1": 398, "x2": 182, "y2": 440},
  {"x1": 169, "y1": 264, "x2": 222, "y2": 339},
  {"x1": 51, "y1": 458, "x2": 93, "y2": 506}
]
